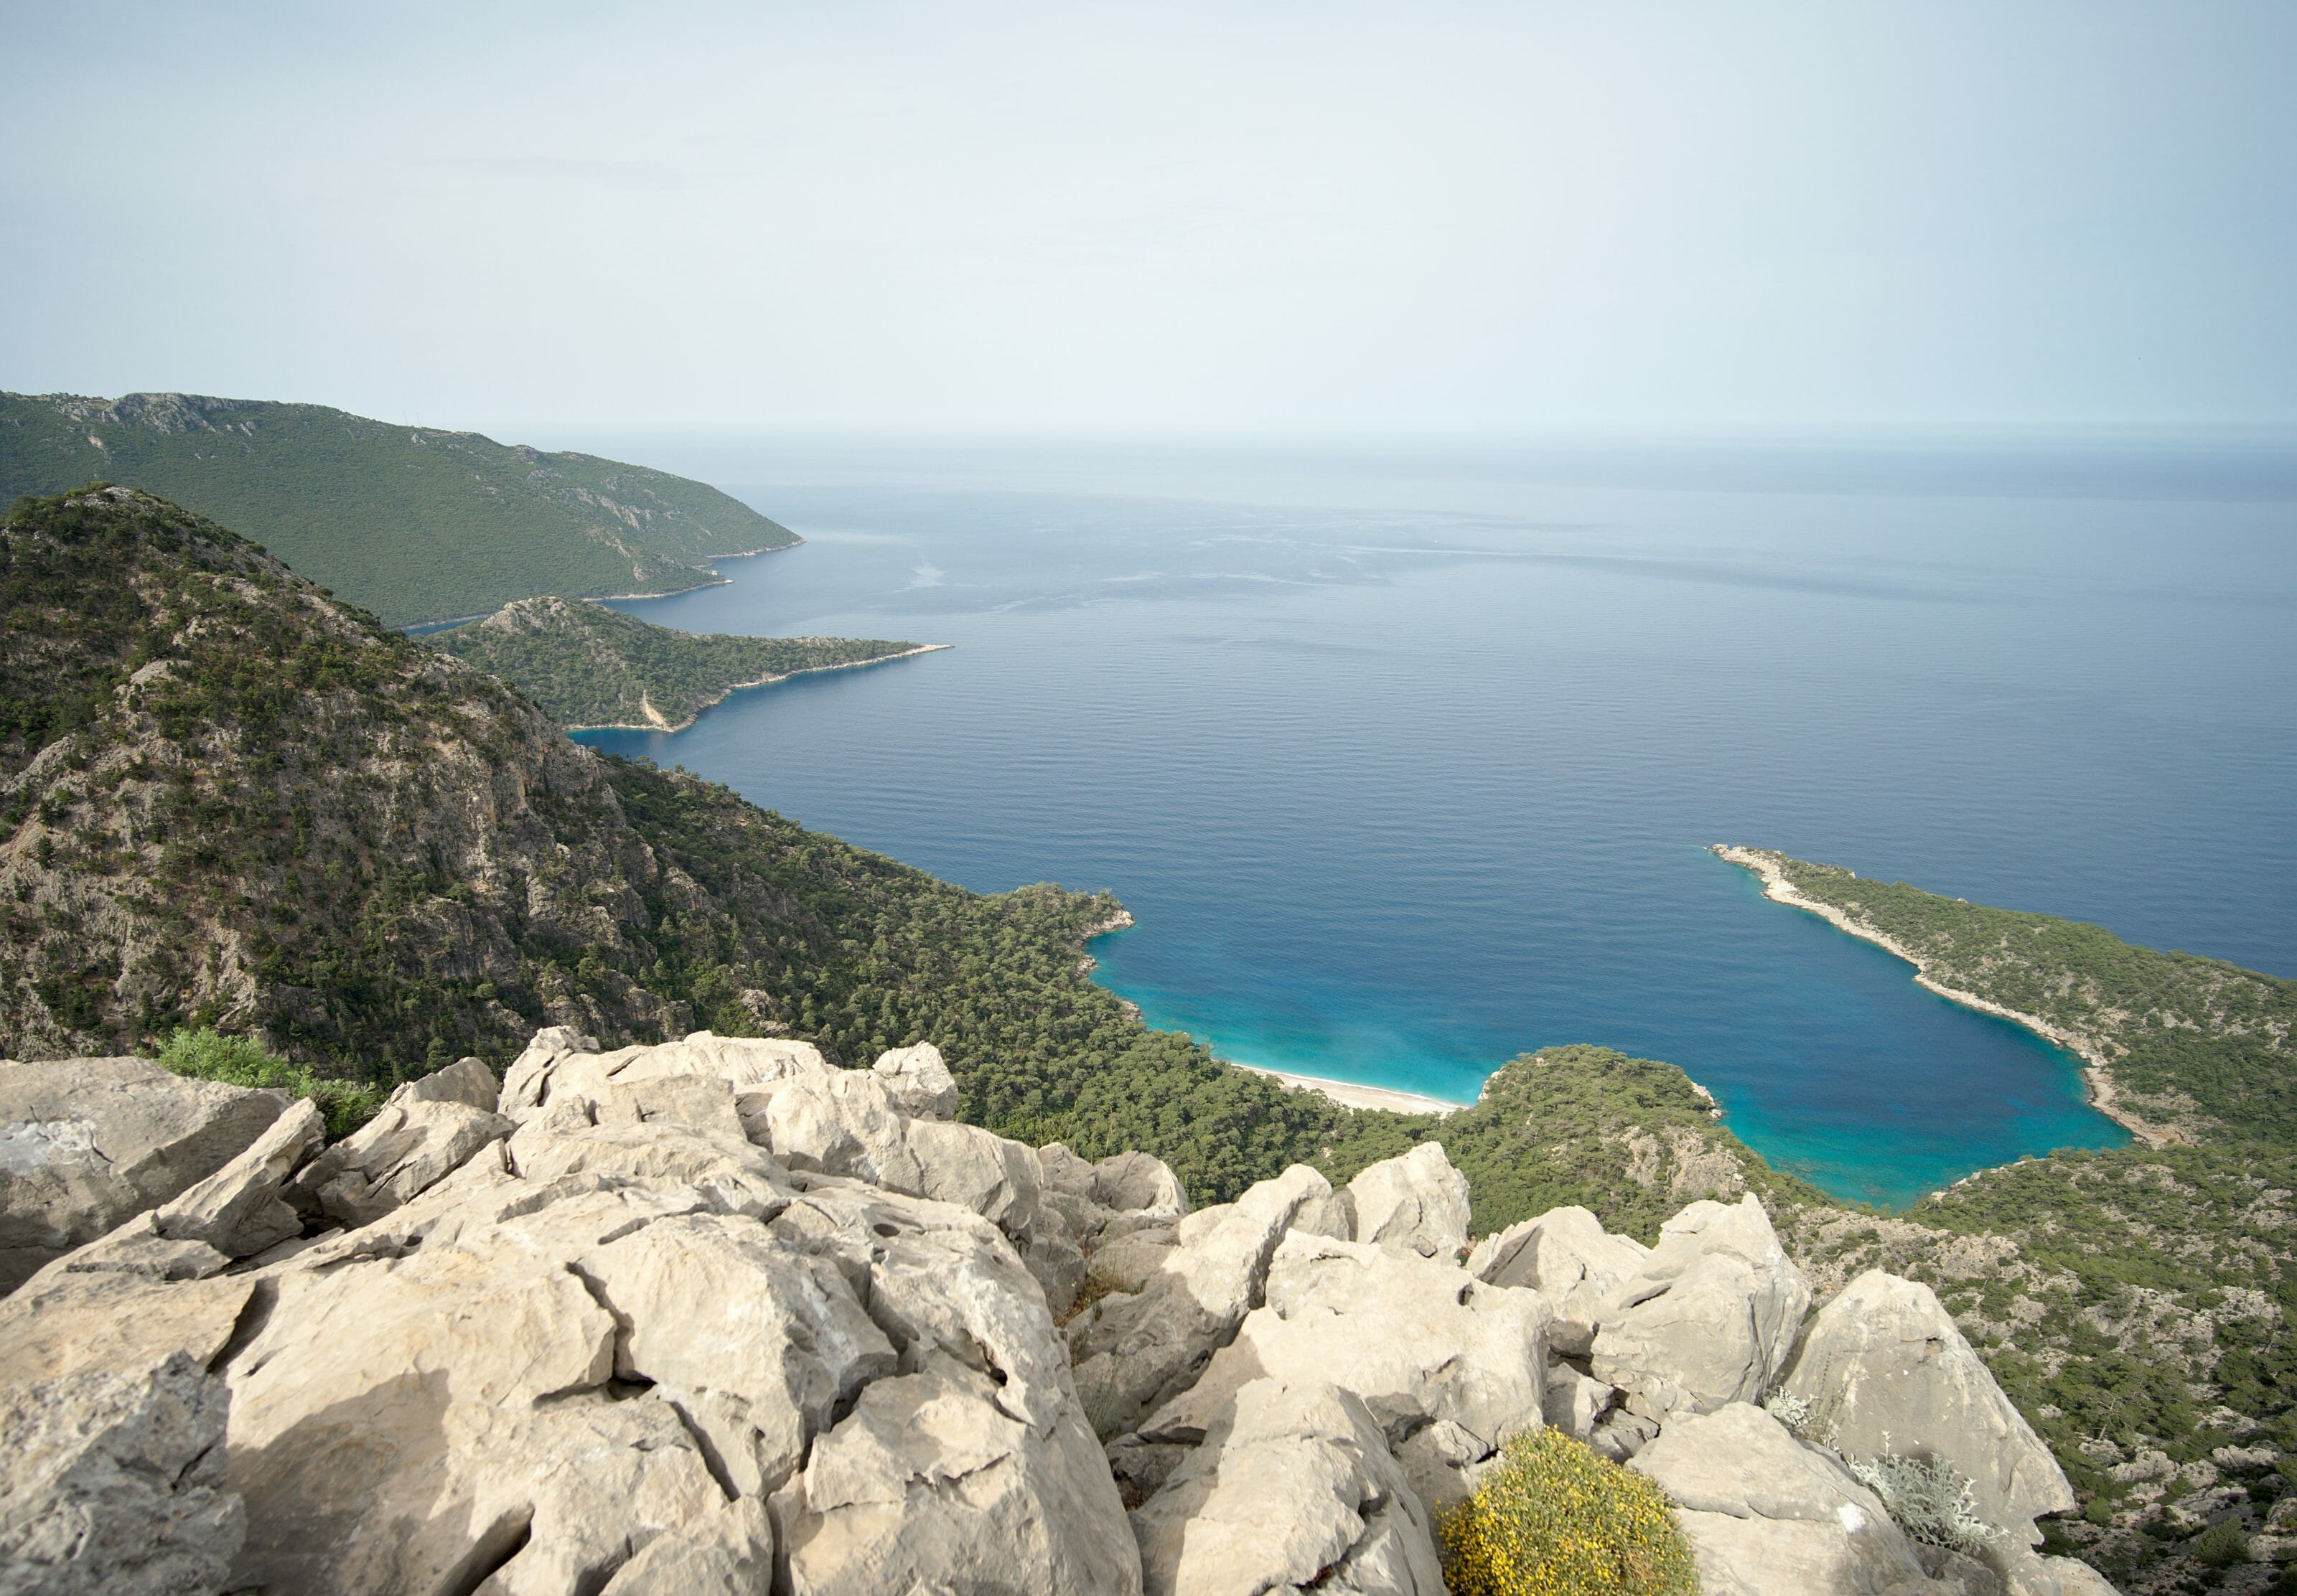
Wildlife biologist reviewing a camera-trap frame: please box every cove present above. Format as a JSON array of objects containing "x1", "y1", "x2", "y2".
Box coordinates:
[{"x1": 568, "y1": 433, "x2": 2297, "y2": 1207}]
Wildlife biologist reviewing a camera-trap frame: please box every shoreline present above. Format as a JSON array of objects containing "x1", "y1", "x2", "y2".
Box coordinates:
[
  {"x1": 564, "y1": 644, "x2": 953, "y2": 734},
  {"x1": 1235, "y1": 1063, "x2": 1467, "y2": 1117},
  {"x1": 1709, "y1": 843, "x2": 2176, "y2": 1148}
]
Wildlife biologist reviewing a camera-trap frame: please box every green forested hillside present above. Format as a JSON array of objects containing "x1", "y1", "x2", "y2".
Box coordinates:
[
  {"x1": 0, "y1": 391, "x2": 795, "y2": 624},
  {"x1": 429, "y1": 596, "x2": 933, "y2": 729}
]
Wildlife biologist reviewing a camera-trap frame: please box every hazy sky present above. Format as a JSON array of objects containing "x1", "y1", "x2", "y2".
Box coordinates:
[{"x1": 4, "y1": 2, "x2": 2293, "y2": 433}]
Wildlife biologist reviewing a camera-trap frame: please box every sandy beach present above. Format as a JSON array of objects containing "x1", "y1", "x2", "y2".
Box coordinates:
[
  {"x1": 566, "y1": 644, "x2": 952, "y2": 733},
  {"x1": 1235, "y1": 1062, "x2": 1467, "y2": 1117}
]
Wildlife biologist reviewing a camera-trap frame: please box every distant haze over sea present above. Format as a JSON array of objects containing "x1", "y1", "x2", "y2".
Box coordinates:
[{"x1": 571, "y1": 432, "x2": 2297, "y2": 1206}]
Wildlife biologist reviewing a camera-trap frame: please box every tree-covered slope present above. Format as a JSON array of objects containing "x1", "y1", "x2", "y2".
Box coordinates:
[
  {"x1": 428, "y1": 597, "x2": 935, "y2": 729},
  {"x1": 0, "y1": 391, "x2": 796, "y2": 624}
]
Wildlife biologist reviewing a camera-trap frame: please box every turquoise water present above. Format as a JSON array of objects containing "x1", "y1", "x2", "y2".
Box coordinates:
[{"x1": 567, "y1": 433, "x2": 2297, "y2": 1206}]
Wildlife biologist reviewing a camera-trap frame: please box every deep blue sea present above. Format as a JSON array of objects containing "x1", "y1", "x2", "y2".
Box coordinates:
[{"x1": 562, "y1": 433, "x2": 2297, "y2": 1207}]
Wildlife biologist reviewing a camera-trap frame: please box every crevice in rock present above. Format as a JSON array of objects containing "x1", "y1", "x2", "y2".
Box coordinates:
[
  {"x1": 438, "y1": 1509, "x2": 533, "y2": 1596},
  {"x1": 207, "y1": 1275, "x2": 277, "y2": 1375}
]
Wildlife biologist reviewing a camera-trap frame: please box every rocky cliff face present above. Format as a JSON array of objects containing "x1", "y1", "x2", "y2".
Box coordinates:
[{"x1": 1, "y1": 1028, "x2": 2118, "y2": 1596}]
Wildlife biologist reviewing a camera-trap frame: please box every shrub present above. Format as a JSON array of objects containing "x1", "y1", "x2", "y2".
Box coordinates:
[
  {"x1": 156, "y1": 1025, "x2": 385, "y2": 1139},
  {"x1": 2191, "y1": 1518, "x2": 2248, "y2": 1569},
  {"x1": 1438, "y1": 1427, "x2": 1697, "y2": 1596},
  {"x1": 1843, "y1": 1445, "x2": 1996, "y2": 1557}
]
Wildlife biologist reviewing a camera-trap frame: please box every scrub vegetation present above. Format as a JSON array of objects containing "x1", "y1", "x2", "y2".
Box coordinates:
[{"x1": 426, "y1": 596, "x2": 925, "y2": 730}]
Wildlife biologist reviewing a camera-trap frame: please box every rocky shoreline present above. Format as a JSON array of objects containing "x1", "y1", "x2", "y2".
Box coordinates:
[{"x1": 1711, "y1": 844, "x2": 2178, "y2": 1149}]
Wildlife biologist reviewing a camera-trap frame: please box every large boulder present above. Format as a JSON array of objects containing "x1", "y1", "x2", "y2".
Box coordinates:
[
  {"x1": 1591, "y1": 1194, "x2": 1809, "y2": 1427},
  {"x1": 870, "y1": 1042, "x2": 958, "y2": 1120},
  {"x1": 148, "y1": 1096, "x2": 325, "y2": 1259},
  {"x1": 498, "y1": 1028, "x2": 832, "y2": 1122},
  {"x1": 1344, "y1": 1142, "x2": 1470, "y2": 1260},
  {"x1": 1067, "y1": 1164, "x2": 1343, "y2": 1438},
  {"x1": 293, "y1": 1093, "x2": 515, "y2": 1229},
  {"x1": 1130, "y1": 1379, "x2": 1446, "y2": 1596},
  {"x1": 0, "y1": 1351, "x2": 245, "y2": 1596},
  {"x1": 1137, "y1": 1231, "x2": 1549, "y2": 1509},
  {"x1": 1469, "y1": 1203, "x2": 1650, "y2": 1356},
  {"x1": 0, "y1": 1056, "x2": 284, "y2": 1292},
  {"x1": 1092, "y1": 1150, "x2": 1188, "y2": 1220},
  {"x1": 1632, "y1": 1402, "x2": 1960, "y2": 1596},
  {"x1": 1781, "y1": 1269, "x2": 2075, "y2": 1547}
]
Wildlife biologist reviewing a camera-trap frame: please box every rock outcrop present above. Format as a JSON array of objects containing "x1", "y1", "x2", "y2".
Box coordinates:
[
  {"x1": 0, "y1": 1056, "x2": 284, "y2": 1291},
  {"x1": 1589, "y1": 1193, "x2": 1810, "y2": 1442},
  {"x1": 870, "y1": 1041, "x2": 959, "y2": 1120},
  {"x1": 3, "y1": 1032, "x2": 2117, "y2": 1596},
  {"x1": 1632, "y1": 1402, "x2": 1960, "y2": 1595},
  {"x1": 1782, "y1": 1269, "x2": 2076, "y2": 1547},
  {"x1": 0, "y1": 1351, "x2": 245, "y2": 1596}
]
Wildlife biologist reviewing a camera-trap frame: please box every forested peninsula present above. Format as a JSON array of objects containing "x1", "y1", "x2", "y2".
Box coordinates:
[
  {"x1": 4, "y1": 486, "x2": 2291, "y2": 1589},
  {"x1": 426, "y1": 596, "x2": 941, "y2": 731},
  {"x1": 0, "y1": 390, "x2": 796, "y2": 624}
]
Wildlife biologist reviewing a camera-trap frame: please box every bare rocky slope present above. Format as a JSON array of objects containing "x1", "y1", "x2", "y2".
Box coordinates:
[{"x1": 1, "y1": 1029, "x2": 2119, "y2": 1596}]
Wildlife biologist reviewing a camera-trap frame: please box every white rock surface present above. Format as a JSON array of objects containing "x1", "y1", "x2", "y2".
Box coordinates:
[
  {"x1": 1067, "y1": 1163, "x2": 1340, "y2": 1438},
  {"x1": 1591, "y1": 1193, "x2": 1810, "y2": 1424},
  {"x1": 1632, "y1": 1402, "x2": 1959, "y2": 1596},
  {"x1": 1782, "y1": 1269, "x2": 2076, "y2": 1545},
  {"x1": 1469, "y1": 1203, "x2": 1650, "y2": 1356},
  {"x1": 1344, "y1": 1142, "x2": 1471, "y2": 1260},
  {"x1": 1130, "y1": 1379, "x2": 1446, "y2": 1596},
  {"x1": 0, "y1": 1055, "x2": 284, "y2": 1292},
  {"x1": 1138, "y1": 1230, "x2": 1550, "y2": 1509},
  {"x1": 870, "y1": 1041, "x2": 958, "y2": 1120},
  {"x1": 0, "y1": 1351, "x2": 245, "y2": 1596}
]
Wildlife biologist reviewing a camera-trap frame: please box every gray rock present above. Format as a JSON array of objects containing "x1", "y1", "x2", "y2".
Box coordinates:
[
  {"x1": 0, "y1": 1350, "x2": 245, "y2": 1596},
  {"x1": 1067, "y1": 1164, "x2": 1339, "y2": 1438},
  {"x1": 294, "y1": 1096, "x2": 515, "y2": 1229},
  {"x1": 1591, "y1": 1193, "x2": 1810, "y2": 1425},
  {"x1": 1136, "y1": 1231, "x2": 1548, "y2": 1510},
  {"x1": 149, "y1": 1097, "x2": 324, "y2": 1260},
  {"x1": 1130, "y1": 1378, "x2": 1445, "y2": 1596},
  {"x1": 1469, "y1": 1203, "x2": 1650, "y2": 1356},
  {"x1": 1632, "y1": 1402, "x2": 1959, "y2": 1595},
  {"x1": 1092, "y1": 1150, "x2": 1189, "y2": 1219},
  {"x1": 0, "y1": 1270, "x2": 258, "y2": 1387},
  {"x1": 1344, "y1": 1142, "x2": 1470, "y2": 1260},
  {"x1": 0, "y1": 1056, "x2": 283, "y2": 1292},
  {"x1": 1782, "y1": 1269, "x2": 2076, "y2": 1547},
  {"x1": 870, "y1": 1041, "x2": 958, "y2": 1120},
  {"x1": 397, "y1": 1055, "x2": 501, "y2": 1112}
]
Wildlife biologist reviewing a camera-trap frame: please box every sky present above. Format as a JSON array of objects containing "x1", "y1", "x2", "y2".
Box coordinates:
[{"x1": 3, "y1": 1, "x2": 2294, "y2": 434}]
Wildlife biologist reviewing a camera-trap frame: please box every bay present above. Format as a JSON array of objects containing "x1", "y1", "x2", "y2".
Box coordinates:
[{"x1": 566, "y1": 432, "x2": 2297, "y2": 1206}]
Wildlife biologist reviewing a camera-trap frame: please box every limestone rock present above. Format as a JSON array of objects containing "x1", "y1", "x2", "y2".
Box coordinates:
[
  {"x1": 1469, "y1": 1203, "x2": 1650, "y2": 1356},
  {"x1": 294, "y1": 1092, "x2": 515, "y2": 1229},
  {"x1": 1136, "y1": 1231, "x2": 1549, "y2": 1509},
  {"x1": 499, "y1": 1028, "x2": 829, "y2": 1121},
  {"x1": 1068, "y1": 1163, "x2": 1339, "y2": 1438},
  {"x1": 774, "y1": 1358, "x2": 1143, "y2": 1595},
  {"x1": 1632, "y1": 1402, "x2": 1958, "y2": 1595},
  {"x1": 1781, "y1": 1269, "x2": 2075, "y2": 1546},
  {"x1": 0, "y1": 1350, "x2": 245, "y2": 1596},
  {"x1": 398, "y1": 1054, "x2": 502, "y2": 1111},
  {"x1": 149, "y1": 1096, "x2": 324, "y2": 1260},
  {"x1": 1591, "y1": 1193, "x2": 1810, "y2": 1424},
  {"x1": 1092, "y1": 1150, "x2": 1189, "y2": 1220},
  {"x1": 0, "y1": 1055, "x2": 284, "y2": 1292},
  {"x1": 1130, "y1": 1378, "x2": 1445, "y2": 1596},
  {"x1": 1344, "y1": 1142, "x2": 1470, "y2": 1261},
  {"x1": 0, "y1": 1269, "x2": 258, "y2": 1386},
  {"x1": 1995, "y1": 1545, "x2": 2123, "y2": 1595},
  {"x1": 871, "y1": 1041, "x2": 958, "y2": 1120}
]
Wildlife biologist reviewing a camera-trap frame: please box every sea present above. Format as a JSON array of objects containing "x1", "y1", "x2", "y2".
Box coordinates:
[{"x1": 561, "y1": 432, "x2": 2297, "y2": 1207}]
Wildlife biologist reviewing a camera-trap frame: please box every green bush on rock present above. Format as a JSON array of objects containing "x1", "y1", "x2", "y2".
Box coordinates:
[
  {"x1": 156, "y1": 1025, "x2": 385, "y2": 1138},
  {"x1": 1437, "y1": 1427, "x2": 1697, "y2": 1596}
]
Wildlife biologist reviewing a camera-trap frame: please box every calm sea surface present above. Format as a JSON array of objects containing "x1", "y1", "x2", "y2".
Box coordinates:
[{"x1": 563, "y1": 433, "x2": 2297, "y2": 1206}]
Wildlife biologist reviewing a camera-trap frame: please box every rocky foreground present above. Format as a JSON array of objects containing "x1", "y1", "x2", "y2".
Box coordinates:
[{"x1": 1, "y1": 1032, "x2": 2121, "y2": 1595}]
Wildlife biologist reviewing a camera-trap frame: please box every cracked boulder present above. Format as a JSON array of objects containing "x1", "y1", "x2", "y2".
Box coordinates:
[
  {"x1": 1591, "y1": 1194, "x2": 1809, "y2": 1427},
  {"x1": 0, "y1": 1055, "x2": 285, "y2": 1292},
  {"x1": 1344, "y1": 1142, "x2": 1471, "y2": 1261},
  {"x1": 1779, "y1": 1269, "x2": 2075, "y2": 1549},
  {"x1": 1469, "y1": 1203, "x2": 1650, "y2": 1357},
  {"x1": 1631, "y1": 1402, "x2": 1960, "y2": 1596},
  {"x1": 1129, "y1": 1378, "x2": 1446, "y2": 1596}
]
